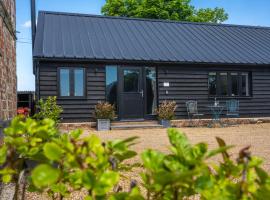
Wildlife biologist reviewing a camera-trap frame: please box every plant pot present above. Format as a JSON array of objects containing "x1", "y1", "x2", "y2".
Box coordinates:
[
  {"x1": 97, "y1": 119, "x2": 110, "y2": 131},
  {"x1": 160, "y1": 119, "x2": 171, "y2": 128}
]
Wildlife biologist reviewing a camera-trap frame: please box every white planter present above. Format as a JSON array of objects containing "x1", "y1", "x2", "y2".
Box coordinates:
[{"x1": 97, "y1": 119, "x2": 110, "y2": 131}]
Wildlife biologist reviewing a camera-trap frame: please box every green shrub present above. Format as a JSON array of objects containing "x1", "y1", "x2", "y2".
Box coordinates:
[
  {"x1": 0, "y1": 117, "x2": 140, "y2": 200},
  {"x1": 94, "y1": 102, "x2": 116, "y2": 120},
  {"x1": 156, "y1": 101, "x2": 177, "y2": 120},
  {"x1": 140, "y1": 128, "x2": 270, "y2": 200},
  {"x1": 34, "y1": 96, "x2": 63, "y2": 124}
]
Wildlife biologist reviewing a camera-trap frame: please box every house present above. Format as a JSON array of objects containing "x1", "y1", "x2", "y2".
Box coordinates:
[
  {"x1": 33, "y1": 11, "x2": 270, "y2": 122},
  {"x1": 0, "y1": 0, "x2": 16, "y2": 128}
]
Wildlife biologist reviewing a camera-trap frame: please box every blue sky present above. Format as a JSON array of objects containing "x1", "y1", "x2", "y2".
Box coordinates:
[{"x1": 16, "y1": 0, "x2": 270, "y2": 91}]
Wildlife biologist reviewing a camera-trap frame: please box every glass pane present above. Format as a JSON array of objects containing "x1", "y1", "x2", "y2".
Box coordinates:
[
  {"x1": 208, "y1": 72, "x2": 216, "y2": 95},
  {"x1": 146, "y1": 67, "x2": 157, "y2": 114},
  {"x1": 241, "y1": 73, "x2": 249, "y2": 96},
  {"x1": 124, "y1": 69, "x2": 139, "y2": 92},
  {"x1": 220, "y1": 72, "x2": 228, "y2": 95},
  {"x1": 74, "y1": 69, "x2": 84, "y2": 96},
  {"x1": 231, "y1": 72, "x2": 239, "y2": 96},
  {"x1": 60, "y1": 69, "x2": 70, "y2": 96},
  {"x1": 106, "y1": 66, "x2": 118, "y2": 107}
]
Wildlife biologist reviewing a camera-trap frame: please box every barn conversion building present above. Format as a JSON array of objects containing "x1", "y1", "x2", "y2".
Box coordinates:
[{"x1": 33, "y1": 11, "x2": 270, "y2": 122}]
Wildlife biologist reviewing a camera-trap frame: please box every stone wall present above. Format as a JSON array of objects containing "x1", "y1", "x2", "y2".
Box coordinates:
[{"x1": 0, "y1": 0, "x2": 16, "y2": 121}]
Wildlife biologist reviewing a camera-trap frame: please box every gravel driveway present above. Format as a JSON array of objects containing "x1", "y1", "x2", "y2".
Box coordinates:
[{"x1": 90, "y1": 123, "x2": 270, "y2": 171}]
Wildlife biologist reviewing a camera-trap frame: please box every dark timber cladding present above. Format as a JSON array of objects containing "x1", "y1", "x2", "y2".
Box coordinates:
[
  {"x1": 38, "y1": 62, "x2": 105, "y2": 122},
  {"x1": 34, "y1": 11, "x2": 270, "y2": 122}
]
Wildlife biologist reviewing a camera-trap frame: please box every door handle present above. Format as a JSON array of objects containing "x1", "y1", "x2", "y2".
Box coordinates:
[{"x1": 140, "y1": 90, "x2": 144, "y2": 98}]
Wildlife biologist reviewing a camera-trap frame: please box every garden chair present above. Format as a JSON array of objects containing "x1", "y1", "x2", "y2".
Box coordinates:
[
  {"x1": 226, "y1": 99, "x2": 240, "y2": 125},
  {"x1": 186, "y1": 100, "x2": 204, "y2": 127}
]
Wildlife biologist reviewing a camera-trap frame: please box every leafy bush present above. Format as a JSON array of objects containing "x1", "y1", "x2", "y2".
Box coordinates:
[
  {"x1": 34, "y1": 96, "x2": 63, "y2": 124},
  {"x1": 94, "y1": 102, "x2": 116, "y2": 120},
  {"x1": 141, "y1": 128, "x2": 270, "y2": 200},
  {"x1": 156, "y1": 101, "x2": 177, "y2": 120},
  {"x1": 0, "y1": 117, "x2": 140, "y2": 200}
]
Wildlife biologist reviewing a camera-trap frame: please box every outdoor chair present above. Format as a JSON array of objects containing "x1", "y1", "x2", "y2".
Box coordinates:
[
  {"x1": 186, "y1": 100, "x2": 204, "y2": 126},
  {"x1": 226, "y1": 99, "x2": 240, "y2": 125}
]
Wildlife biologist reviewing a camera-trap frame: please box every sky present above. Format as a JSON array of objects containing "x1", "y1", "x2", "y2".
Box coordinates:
[{"x1": 16, "y1": 0, "x2": 270, "y2": 91}]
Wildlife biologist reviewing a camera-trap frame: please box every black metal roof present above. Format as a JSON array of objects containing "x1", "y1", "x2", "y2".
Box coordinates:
[{"x1": 34, "y1": 11, "x2": 270, "y2": 65}]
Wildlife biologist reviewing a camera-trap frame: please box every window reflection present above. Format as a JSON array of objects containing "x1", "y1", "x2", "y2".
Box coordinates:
[
  {"x1": 220, "y1": 72, "x2": 228, "y2": 95},
  {"x1": 208, "y1": 72, "x2": 216, "y2": 95},
  {"x1": 231, "y1": 72, "x2": 239, "y2": 96},
  {"x1": 60, "y1": 69, "x2": 70, "y2": 96},
  {"x1": 241, "y1": 73, "x2": 249, "y2": 96},
  {"x1": 74, "y1": 69, "x2": 84, "y2": 96},
  {"x1": 106, "y1": 66, "x2": 118, "y2": 107},
  {"x1": 124, "y1": 69, "x2": 139, "y2": 92},
  {"x1": 145, "y1": 67, "x2": 157, "y2": 115}
]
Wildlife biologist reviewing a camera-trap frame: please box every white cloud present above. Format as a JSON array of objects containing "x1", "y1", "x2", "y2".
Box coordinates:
[{"x1": 22, "y1": 20, "x2": 31, "y2": 28}]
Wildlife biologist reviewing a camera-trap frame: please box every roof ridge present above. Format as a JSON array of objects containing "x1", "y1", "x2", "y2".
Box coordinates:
[{"x1": 39, "y1": 10, "x2": 270, "y2": 30}]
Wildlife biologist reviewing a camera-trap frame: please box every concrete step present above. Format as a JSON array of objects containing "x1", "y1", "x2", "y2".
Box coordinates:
[
  {"x1": 111, "y1": 120, "x2": 163, "y2": 130},
  {"x1": 111, "y1": 124, "x2": 163, "y2": 130},
  {"x1": 111, "y1": 120, "x2": 159, "y2": 126}
]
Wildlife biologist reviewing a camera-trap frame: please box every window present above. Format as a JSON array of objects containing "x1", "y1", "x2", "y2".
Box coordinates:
[
  {"x1": 60, "y1": 69, "x2": 70, "y2": 96},
  {"x1": 123, "y1": 69, "x2": 139, "y2": 92},
  {"x1": 220, "y1": 72, "x2": 228, "y2": 95},
  {"x1": 145, "y1": 67, "x2": 157, "y2": 115},
  {"x1": 59, "y1": 68, "x2": 85, "y2": 97},
  {"x1": 106, "y1": 66, "x2": 118, "y2": 107},
  {"x1": 241, "y1": 73, "x2": 250, "y2": 96},
  {"x1": 231, "y1": 72, "x2": 239, "y2": 96},
  {"x1": 208, "y1": 72, "x2": 217, "y2": 95},
  {"x1": 208, "y1": 72, "x2": 251, "y2": 97}
]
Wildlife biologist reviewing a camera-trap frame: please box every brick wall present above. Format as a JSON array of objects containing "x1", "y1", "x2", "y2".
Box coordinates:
[{"x1": 0, "y1": 0, "x2": 16, "y2": 121}]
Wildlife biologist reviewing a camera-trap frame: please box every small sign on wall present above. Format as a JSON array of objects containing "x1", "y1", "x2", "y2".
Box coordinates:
[{"x1": 163, "y1": 82, "x2": 170, "y2": 87}]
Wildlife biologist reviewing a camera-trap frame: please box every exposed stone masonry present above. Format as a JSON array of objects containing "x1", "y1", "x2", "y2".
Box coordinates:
[{"x1": 0, "y1": 0, "x2": 16, "y2": 121}]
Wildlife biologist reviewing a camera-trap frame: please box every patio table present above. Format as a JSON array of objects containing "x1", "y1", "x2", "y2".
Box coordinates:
[{"x1": 207, "y1": 105, "x2": 225, "y2": 127}]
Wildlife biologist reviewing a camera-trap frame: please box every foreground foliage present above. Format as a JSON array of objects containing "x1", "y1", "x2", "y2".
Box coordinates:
[{"x1": 0, "y1": 117, "x2": 270, "y2": 200}]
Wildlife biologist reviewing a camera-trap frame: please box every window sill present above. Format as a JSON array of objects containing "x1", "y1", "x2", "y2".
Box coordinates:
[
  {"x1": 58, "y1": 96, "x2": 87, "y2": 100},
  {"x1": 208, "y1": 96, "x2": 252, "y2": 100}
]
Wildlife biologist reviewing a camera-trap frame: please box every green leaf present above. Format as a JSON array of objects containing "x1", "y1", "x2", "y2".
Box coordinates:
[
  {"x1": 206, "y1": 145, "x2": 234, "y2": 159},
  {"x1": 2, "y1": 174, "x2": 12, "y2": 183},
  {"x1": 43, "y1": 142, "x2": 63, "y2": 161},
  {"x1": 0, "y1": 145, "x2": 7, "y2": 164},
  {"x1": 94, "y1": 171, "x2": 119, "y2": 195},
  {"x1": 70, "y1": 129, "x2": 82, "y2": 139},
  {"x1": 255, "y1": 167, "x2": 269, "y2": 184},
  {"x1": 31, "y1": 164, "x2": 60, "y2": 188}
]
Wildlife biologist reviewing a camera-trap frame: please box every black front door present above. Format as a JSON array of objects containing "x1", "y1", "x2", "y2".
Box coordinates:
[{"x1": 119, "y1": 67, "x2": 144, "y2": 119}]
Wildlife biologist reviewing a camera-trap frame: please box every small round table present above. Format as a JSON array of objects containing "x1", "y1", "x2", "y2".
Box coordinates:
[{"x1": 207, "y1": 105, "x2": 225, "y2": 126}]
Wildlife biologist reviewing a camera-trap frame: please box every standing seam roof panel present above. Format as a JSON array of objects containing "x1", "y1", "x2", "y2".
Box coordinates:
[{"x1": 34, "y1": 11, "x2": 270, "y2": 65}]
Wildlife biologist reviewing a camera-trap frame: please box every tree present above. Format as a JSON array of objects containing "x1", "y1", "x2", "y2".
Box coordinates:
[{"x1": 102, "y1": 0, "x2": 228, "y2": 23}]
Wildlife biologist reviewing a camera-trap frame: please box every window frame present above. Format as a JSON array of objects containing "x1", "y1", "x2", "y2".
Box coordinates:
[
  {"x1": 58, "y1": 67, "x2": 86, "y2": 99},
  {"x1": 208, "y1": 71, "x2": 252, "y2": 98}
]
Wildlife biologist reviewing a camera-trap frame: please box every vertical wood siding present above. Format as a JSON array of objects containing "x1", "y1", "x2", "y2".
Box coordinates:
[
  {"x1": 158, "y1": 66, "x2": 270, "y2": 118},
  {"x1": 38, "y1": 63, "x2": 105, "y2": 122}
]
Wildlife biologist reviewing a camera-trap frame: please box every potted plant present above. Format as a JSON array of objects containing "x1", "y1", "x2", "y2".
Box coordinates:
[
  {"x1": 156, "y1": 100, "x2": 177, "y2": 128},
  {"x1": 94, "y1": 102, "x2": 116, "y2": 131}
]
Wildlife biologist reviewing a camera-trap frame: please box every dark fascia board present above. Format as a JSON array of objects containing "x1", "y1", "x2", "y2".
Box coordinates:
[{"x1": 33, "y1": 56, "x2": 270, "y2": 67}]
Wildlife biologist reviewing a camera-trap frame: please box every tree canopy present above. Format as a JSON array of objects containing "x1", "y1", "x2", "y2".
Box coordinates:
[{"x1": 101, "y1": 0, "x2": 228, "y2": 23}]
